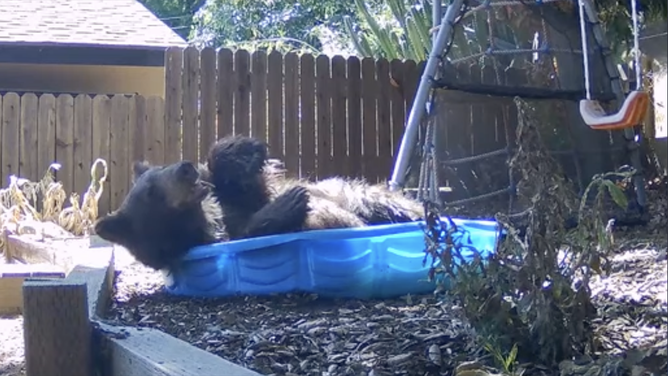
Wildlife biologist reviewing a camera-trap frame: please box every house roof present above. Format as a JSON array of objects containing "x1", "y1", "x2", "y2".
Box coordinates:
[{"x1": 0, "y1": 0, "x2": 188, "y2": 49}]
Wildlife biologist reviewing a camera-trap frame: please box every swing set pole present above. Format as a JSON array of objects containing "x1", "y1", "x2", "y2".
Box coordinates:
[{"x1": 388, "y1": 0, "x2": 465, "y2": 192}]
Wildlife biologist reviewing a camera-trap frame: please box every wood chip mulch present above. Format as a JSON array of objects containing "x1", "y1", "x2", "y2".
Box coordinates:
[{"x1": 106, "y1": 226, "x2": 667, "y2": 376}]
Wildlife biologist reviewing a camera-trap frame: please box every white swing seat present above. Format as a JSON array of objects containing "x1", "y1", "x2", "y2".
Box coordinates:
[{"x1": 579, "y1": 90, "x2": 650, "y2": 130}]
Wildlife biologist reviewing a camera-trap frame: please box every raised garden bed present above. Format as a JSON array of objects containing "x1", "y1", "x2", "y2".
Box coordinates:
[{"x1": 8, "y1": 234, "x2": 262, "y2": 376}]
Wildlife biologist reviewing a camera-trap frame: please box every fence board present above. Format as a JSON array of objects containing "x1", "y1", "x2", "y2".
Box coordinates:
[
  {"x1": 182, "y1": 46, "x2": 200, "y2": 162},
  {"x1": 234, "y1": 49, "x2": 251, "y2": 136},
  {"x1": 389, "y1": 59, "x2": 406, "y2": 158},
  {"x1": 146, "y1": 96, "x2": 165, "y2": 165},
  {"x1": 37, "y1": 95, "x2": 57, "y2": 181},
  {"x1": 131, "y1": 95, "x2": 147, "y2": 163},
  {"x1": 217, "y1": 48, "x2": 234, "y2": 140},
  {"x1": 316, "y1": 55, "x2": 332, "y2": 179},
  {"x1": 164, "y1": 47, "x2": 183, "y2": 163},
  {"x1": 251, "y1": 50, "x2": 268, "y2": 142},
  {"x1": 267, "y1": 50, "x2": 284, "y2": 160},
  {"x1": 347, "y1": 57, "x2": 362, "y2": 178},
  {"x1": 19, "y1": 93, "x2": 39, "y2": 181},
  {"x1": 55, "y1": 94, "x2": 74, "y2": 196},
  {"x1": 92, "y1": 95, "x2": 111, "y2": 214},
  {"x1": 2, "y1": 93, "x2": 20, "y2": 184},
  {"x1": 300, "y1": 54, "x2": 316, "y2": 179},
  {"x1": 403, "y1": 60, "x2": 420, "y2": 117},
  {"x1": 376, "y1": 59, "x2": 392, "y2": 180},
  {"x1": 109, "y1": 95, "x2": 130, "y2": 211},
  {"x1": 200, "y1": 47, "x2": 217, "y2": 157},
  {"x1": 331, "y1": 56, "x2": 348, "y2": 177},
  {"x1": 361, "y1": 58, "x2": 377, "y2": 182},
  {"x1": 73, "y1": 94, "x2": 93, "y2": 196},
  {"x1": 284, "y1": 52, "x2": 300, "y2": 177}
]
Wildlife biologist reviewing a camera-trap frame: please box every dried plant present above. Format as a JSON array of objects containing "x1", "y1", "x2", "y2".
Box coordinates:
[
  {"x1": 0, "y1": 159, "x2": 108, "y2": 253},
  {"x1": 423, "y1": 98, "x2": 632, "y2": 370}
]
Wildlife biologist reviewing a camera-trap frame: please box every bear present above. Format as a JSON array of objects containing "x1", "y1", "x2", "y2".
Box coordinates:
[
  {"x1": 94, "y1": 134, "x2": 425, "y2": 271},
  {"x1": 93, "y1": 158, "x2": 311, "y2": 270},
  {"x1": 206, "y1": 135, "x2": 425, "y2": 238}
]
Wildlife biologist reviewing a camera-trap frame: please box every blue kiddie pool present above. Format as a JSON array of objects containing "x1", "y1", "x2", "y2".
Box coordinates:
[{"x1": 163, "y1": 217, "x2": 501, "y2": 299}]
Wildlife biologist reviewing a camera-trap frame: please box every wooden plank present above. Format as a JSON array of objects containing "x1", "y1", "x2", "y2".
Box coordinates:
[
  {"x1": 102, "y1": 325, "x2": 262, "y2": 376},
  {"x1": 55, "y1": 94, "x2": 75, "y2": 195},
  {"x1": 234, "y1": 49, "x2": 251, "y2": 136},
  {"x1": 299, "y1": 54, "x2": 316, "y2": 179},
  {"x1": 442, "y1": 65, "x2": 474, "y2": 200},
  {"x1": 73, "y1": 94, "x2": 93, "y2": 196},
  {"x1": 145, "y1": 96, "x2": 165, "y2": 165},
  {"x1": 37, "y1": 94, "x2": 57, "y2": 179},
  {"x1": 200, "y1": 47, "x2": 217, "y2": 157},
  {"x1": 315, "y1": 55, "x2": 332, "y2": 179},
  {"x1": 0, "y1": 267, "x2": 65, "y2": 315},
  {"x1": 402, "y1": 60, "x2": 420, "y2": 117},
  {"x1": 217, "y1": 48, "x2": 235, "y2": 140},
  {"x1": 110, "y1": 95, "x2": 130, "y2": 211},
  {"x1": 284, "y1": 52, "x2": 300, "y2": 177},
  {"x1": 469, "y1": 64, "x2": 485, "y2": 156},
  {"x1": 361, "y1": 58, "x2": 377, "y2": 183},
  {"x1": 2, "y1": 92, "x2": 20, "y2": 184},
  {"x1": 131, "y1": 95, "x2": 147, "y2": 163},
  {"x1": 164, "y1": 47, "x2": 183, "y2": 163},
  {"x1": 482, "y1": 65, "x2": 505, "y2": 149},
  {"x1": 389, "y1": 60, "x2": 406, "y2": 160},
  {"x1": 376, "y1": 58, "x2": 392, "y2": 180},
  {"x1": 92, "y1": 95, "x2": 112, "y2": 215},
  {"x1": 182, "y1": 46, "x2": 201, "y2": 163},
  {"x1": 347, "y1": 57, "x2": 362, "y2": 179},
  {"x1": 267, "y1": 50, "x2": 284, "y2": 161},
  {"x1": 23, "y1": 280, "x2": 91, "y2": 376},
  {"x1": 19, "y1": 93, "x2": 39, "y2": 181},
  {"x1": 250, "y1": 50, "x2": 268, "y2": 142},
  {"x1": 331, "y1": 55, "x2": 348, "y2": 177}
]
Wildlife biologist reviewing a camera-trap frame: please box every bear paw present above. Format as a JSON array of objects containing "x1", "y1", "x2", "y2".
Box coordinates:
[{"x1": 244, "y1": 186, "x2": 310, "y2": 238}]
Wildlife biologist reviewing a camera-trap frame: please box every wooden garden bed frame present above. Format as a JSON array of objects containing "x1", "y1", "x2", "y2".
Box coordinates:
[{"x1": 6, "y1": 235, "x2": 261, "y2": 376}]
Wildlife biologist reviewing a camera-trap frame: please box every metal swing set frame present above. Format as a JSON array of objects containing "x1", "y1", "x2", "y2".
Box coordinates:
[{"x1": 389, "y1": 0, "x2": 648, "y2": 210}]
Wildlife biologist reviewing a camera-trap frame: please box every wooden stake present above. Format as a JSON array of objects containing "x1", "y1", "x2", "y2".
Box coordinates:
[{"x1": 22, "y1": 279, "x2": 91, "y2": 376}]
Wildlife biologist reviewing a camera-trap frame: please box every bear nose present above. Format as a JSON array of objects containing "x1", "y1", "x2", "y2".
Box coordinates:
[{"x1": 176, "y1": 161, "x2": 199, "y2": 182}]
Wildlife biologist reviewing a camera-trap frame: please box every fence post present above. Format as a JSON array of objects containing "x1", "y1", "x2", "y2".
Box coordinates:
[{"x1": 23, "y1": 280, "x2": 91, "y2": 376}]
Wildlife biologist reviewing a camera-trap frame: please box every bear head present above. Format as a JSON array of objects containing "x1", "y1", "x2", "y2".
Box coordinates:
[{"x1": 94, "y1": 160, "x2": 217, "y2": 270}]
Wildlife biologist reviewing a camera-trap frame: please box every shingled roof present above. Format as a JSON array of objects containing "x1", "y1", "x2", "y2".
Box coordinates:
[{"x1": 0, "y1": 0, "x2": 188, "y2": 49}]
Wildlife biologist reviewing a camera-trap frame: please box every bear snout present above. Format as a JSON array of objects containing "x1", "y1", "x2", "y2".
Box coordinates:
[{"x1": 175, "y1": 161, "x2": 200, "y2": 183}]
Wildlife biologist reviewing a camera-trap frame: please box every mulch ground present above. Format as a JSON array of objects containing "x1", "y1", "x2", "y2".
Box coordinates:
[
  {"x1": 105, "y1": 191, "x2": 668, "y2": 376},
  {"x1": 2, "y1": 184, "x2": 666, "y2": 376}
]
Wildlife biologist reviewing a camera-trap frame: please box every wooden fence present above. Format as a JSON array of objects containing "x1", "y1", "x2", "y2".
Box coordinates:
[
  {"x1": 1, "y1": 47, "x2": 589, "y2": 214},
  {"x1": 0, "y1": 92, "x2": 164, "y2": 215},
  {"x1": 162, "y1": 46, "x2": 424, "y2": 182}
]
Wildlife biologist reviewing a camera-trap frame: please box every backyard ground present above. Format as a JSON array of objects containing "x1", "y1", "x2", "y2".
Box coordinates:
[{"x1": 1, "y1": 185, "x2": 666, "y2": 376}]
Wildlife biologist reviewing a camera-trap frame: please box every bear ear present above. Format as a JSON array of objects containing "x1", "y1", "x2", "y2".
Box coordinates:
[
  {"x1": 94, "y1": 213, "x2": 131, "y2": 244},
  {"x1": 132, "y1": 161, "x2": 152, "y2": 181}
]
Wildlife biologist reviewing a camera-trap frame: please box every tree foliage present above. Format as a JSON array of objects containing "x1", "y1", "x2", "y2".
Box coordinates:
[
  {"x1": 138, "y1": 0, "x2": 205, "y2": 40},
  {"x1": 138, "y1": 0, "x2": 665, "y2": 58},
  {"x1": 188, "y1": 0, "x2": 377, "y2": 52}
]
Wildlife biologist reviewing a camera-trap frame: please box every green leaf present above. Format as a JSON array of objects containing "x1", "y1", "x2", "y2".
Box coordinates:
[{"x1": 603, "y1": 180, "x2": 628, "y2": 209}]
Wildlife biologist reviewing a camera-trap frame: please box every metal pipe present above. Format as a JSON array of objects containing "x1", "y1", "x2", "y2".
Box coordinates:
[
  {"x1": 433, "y1": 0, "x2": 442, "y2": 37},
  {"x1": 388, "y1": 0, "x2": 465, "y2": 191}
]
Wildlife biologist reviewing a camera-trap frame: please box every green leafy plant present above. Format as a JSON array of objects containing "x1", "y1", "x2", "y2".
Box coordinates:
[{"x1": 484, "y1": 342, "x2": 520, "y2": 375}]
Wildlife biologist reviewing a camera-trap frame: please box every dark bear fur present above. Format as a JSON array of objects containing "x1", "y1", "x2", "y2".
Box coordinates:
[
  {"x1": 94, "y1": 158, "x2": 312, "y2": 270},
  {"x1": 207, "y1": 135, "x2": 424, "y2": 236},
  {"x1": 95, "y1": 135, "x2": 424, "y2": 270},
  {"x1": 93, "y1": 160, "x2": 225, "y2": 270}
]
